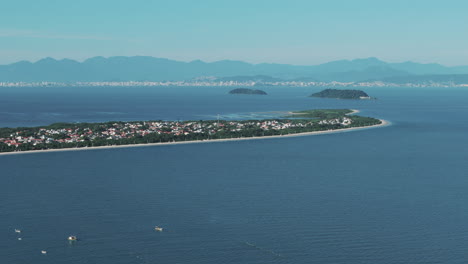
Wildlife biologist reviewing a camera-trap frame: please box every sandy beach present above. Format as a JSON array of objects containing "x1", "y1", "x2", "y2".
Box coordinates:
[
  {"x1": 287, "y1": 109, "x2": 360, "y2": 116},
  {"x1": 347, "y1": 109, "x2": 360, "y2": 115},
  {"x1": 0, "y1": 119, "x2": 389, "y2": 156}
]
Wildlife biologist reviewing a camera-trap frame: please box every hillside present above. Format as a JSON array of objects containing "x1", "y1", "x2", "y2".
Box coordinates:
[
  {"x1": 1, "y1": 56, "x2": 468, "y2": 82},
  {"x1": 228, "y1": 88, "x2": 267, "y2": 95},
  {"x1": 310, "y1": 89, "x2": 370, "y2": 99}
]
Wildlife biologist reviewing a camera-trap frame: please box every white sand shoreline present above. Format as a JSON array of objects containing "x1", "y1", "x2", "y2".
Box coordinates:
[
  {"x1": 347, "y1": 109, "x2": 360, "y2": 115},
  {"x1": 288, "y1": 109, "x2": 360, "y2": 116},
  {"x1": 0, "y1": 119, "x2": 389, "y2": 156}
]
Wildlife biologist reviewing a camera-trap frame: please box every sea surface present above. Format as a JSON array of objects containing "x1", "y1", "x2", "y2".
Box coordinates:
[{"x1": 1, "y1": 86, "x2": 468, "y2": 263}]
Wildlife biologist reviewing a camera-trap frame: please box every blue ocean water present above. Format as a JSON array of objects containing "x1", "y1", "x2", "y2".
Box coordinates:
[{"x1": 1, "y1": 86, "x2": 468, "y2": 263}]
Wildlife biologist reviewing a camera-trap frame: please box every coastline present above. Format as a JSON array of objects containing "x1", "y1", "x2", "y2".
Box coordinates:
[
  {"x1": 0, "y1": 119, "x2": 389, "y2": 156},
  {"x1": 347, "y1": 109, "x2": 360, "y2": 115},
  {"x1": 287, "y1": 109, "x2": 360, "y2": 116}
]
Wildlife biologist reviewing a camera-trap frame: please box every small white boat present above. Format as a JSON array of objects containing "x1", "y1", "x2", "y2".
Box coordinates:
[
  {"x1": 68, "y1": 235, "x2": 77, "y2": 241},
  {"x1": 14, "y1": 229, "x2": 21, "y2": 233},
  {"x1": 17, "y1": 237, "x2": 22, "y2": 241},
  {"x1": 41, "y1": 250, "x2": 47, "y2": 255},
  {"x1": 154, "y1": 226, "x2": 163, "y2": 232}
]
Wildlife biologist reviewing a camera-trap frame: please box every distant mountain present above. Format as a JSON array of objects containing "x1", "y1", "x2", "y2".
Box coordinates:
[
  {"x1": 311, "y1": 57, "x2": 387, "y2": 74},
  {"x1": 388, "y1": 61, "x2": 450, "y2": 75},
  {"x1": 1, "y1": 56, "x2": 468, "y2": 82},
  {"x1": 319, "y1": 65, "x2": 410, "y2": 82}
]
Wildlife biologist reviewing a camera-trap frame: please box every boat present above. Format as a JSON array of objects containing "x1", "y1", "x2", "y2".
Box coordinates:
[
  {"x1": 154, "y1": 226, "x2": 163, "y2": 232},
  {"x1": 41, "y1": 250, "x2": 47, "y2": 254},
  {"x1": 68, "y1": 235, "x2": 77, "y2": 241},
  {"x1": 17, "y1": 237, "x2": 22, "y2": 241},
  {"x1": 14, "y1": 229, "x2": 21, "y2": 233}
]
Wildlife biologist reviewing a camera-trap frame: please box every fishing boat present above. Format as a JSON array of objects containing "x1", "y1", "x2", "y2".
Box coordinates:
[
  {"x1": 41, "y1": 250, "x2": 47, "y2": 254},
  {"x1": 154, "y1": 226, "x2": 163, "y2": 232},
  {"x1": 14, "y1": 229, "x2": 21, "y2": 233}
]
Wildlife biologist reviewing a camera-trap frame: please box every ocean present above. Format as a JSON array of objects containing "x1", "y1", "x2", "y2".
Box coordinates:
[{"x1": 1, "y1": 86, "x2": 468, "y2": 263}]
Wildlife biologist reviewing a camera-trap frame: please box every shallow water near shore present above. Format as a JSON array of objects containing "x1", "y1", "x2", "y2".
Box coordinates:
[{"x1": 2, "y1": 86, "x2": 468, "y2": 263}]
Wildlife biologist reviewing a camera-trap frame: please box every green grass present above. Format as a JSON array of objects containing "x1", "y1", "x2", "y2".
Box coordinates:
[{"x1": 287, "y1": 109, "x2": 353, "y2": 119}]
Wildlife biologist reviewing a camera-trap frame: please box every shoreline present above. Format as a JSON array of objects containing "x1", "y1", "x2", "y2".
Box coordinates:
[
  {"x1": 347, "y1": 109, "x2": 360, "y2": 115},
  {"x1": 0, "y1": 119, "x2": 389, "y2": 156},
  {"x1": 287, "y1": 109, "x2": 360, "y2": 116}
]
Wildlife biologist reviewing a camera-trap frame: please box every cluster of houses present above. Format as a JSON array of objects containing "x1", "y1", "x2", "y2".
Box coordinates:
[
  {"x1": 0, "y1": 117, "x2": 353, "y2": 148},
  {"x1": 318, "y1": 117, "x2": 352, "y2": 126}
]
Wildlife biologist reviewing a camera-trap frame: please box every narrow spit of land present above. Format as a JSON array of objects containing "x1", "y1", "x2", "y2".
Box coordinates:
[{"x1": 0, "y1": 109, "x2": 388, "y2": 155}]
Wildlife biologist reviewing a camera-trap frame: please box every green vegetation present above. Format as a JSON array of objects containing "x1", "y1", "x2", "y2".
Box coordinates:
[
  {"x1": 310, "y1": 89, "x2": 370, "y2": 99},
  {"x1": 0, "y1": 109, "x2": 383, "y2": 153},
  {"x1": 229, "y1": 88, "x2": 267, "y2": 95},
  {"x1": 288, "y1": 109, "x2": 354, "y2": 119}
]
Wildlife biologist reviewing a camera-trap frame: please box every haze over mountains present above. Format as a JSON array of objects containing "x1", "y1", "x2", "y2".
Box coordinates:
[{"x1": 2, "y1": 56, "x2": 468, "y2": 83}]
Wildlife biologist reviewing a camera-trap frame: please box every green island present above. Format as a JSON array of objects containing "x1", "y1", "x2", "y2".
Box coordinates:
[
  {"x1": 0, "y1": 109, "x2": 384, "y2": 153},
  {"x1": 310, "y1": 89, "x2": 372, "y2": 99},
  {"x1": 229, "y1": 88, "x2": 268, "y2": 95}
]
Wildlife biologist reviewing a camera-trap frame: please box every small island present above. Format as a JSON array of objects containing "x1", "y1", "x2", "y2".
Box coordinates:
[
  {"x1": 229, "y1": 88, "x2": 267, "y2": 95},
  {"x1": 0, "y1": 109, "x2": 386, "y2": 154},
  {"x1": 310, "y1": 89, "x2": 372, "y2": 99}
]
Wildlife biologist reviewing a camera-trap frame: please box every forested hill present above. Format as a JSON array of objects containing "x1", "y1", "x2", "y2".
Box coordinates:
[
  {"x1": 229, "y1": 88, "x2": 267, "y2": 95},
  {"x1": 310, "y1": 89, "x2": 370, "y2": 99}
]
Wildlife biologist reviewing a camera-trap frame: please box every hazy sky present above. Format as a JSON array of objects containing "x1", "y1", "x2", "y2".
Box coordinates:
[{"x1": 1, "y1": 0, "x2": 467, "y2": 65}]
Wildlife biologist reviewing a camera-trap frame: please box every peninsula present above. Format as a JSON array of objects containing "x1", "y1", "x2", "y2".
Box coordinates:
[
  {"x1": 229, "y1": 88, "x2": 267, "y2": 95},
  {"x1": 0, "y1": 109, "x2": 386, "y2": 154},
  {"x1": 310, "y1": 89, "x2": 371, "y2": 99}
]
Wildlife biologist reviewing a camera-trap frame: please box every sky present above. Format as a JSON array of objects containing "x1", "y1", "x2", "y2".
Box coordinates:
[{"x1": 1, "y1": 0, "x2": 468, "y2": 66}]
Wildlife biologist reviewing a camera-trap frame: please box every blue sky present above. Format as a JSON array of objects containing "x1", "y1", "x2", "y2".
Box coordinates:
[{"x1": 1, "y1": 0, "x2": 467, "y2": 65}]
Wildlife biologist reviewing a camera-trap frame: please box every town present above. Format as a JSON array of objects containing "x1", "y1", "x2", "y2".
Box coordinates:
[
  {"x1": 0, "y1": 80, "x2": 466, "y2": 88},
  {"x1": 0, "y1": 115, "x2": 362, "y2": 153}
]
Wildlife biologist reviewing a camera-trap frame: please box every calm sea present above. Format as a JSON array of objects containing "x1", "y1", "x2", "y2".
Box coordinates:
[{"x1": 1, "y1": 86, "x2": 468, "y2": 264}]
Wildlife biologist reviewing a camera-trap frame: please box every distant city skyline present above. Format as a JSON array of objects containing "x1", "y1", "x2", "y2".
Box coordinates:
[{"x1": 1, "y1": 0, "x2": 468, "y2": 66}]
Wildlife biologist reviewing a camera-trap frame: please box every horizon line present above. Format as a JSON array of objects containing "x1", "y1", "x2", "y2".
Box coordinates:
[{"x1": 1, "y1": 55, "x2": 456, "y2": 68}]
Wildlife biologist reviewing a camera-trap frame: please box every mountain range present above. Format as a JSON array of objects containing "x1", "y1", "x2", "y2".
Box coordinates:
[{"x1": 1, "y1": 56, "x2": 468, "y2": 83}]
